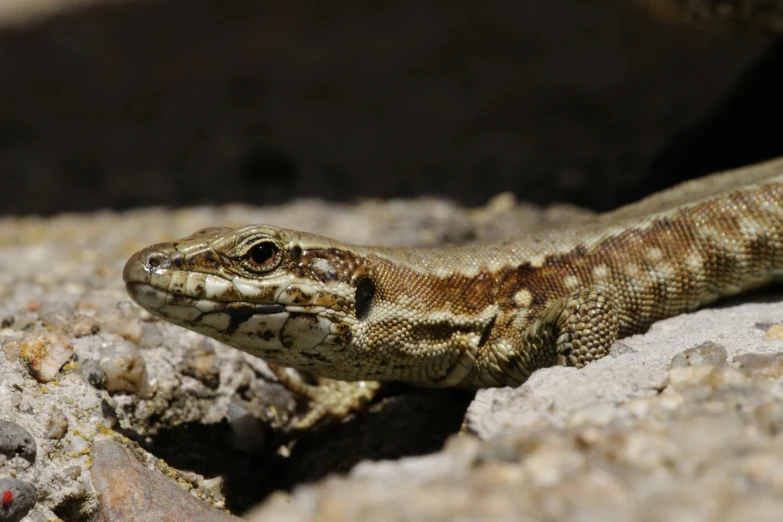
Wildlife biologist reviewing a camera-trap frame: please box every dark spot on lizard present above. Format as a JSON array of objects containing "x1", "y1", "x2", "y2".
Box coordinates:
[
  {"x1": 478, "y1": 315, "x2": 497, "y2": 347},
  {"x1": 355, "y1": 277, "x2": 375, "y2": 320},
  {"x1": 259, "y1": 329, "x2": 276, "y2": 341}
]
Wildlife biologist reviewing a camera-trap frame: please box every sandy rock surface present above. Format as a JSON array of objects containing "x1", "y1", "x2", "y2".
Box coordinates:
[
  {"x1": 2, "y1": 197, "x2": 783, "y2": 521},
  {"x1": 0, "y1": 197, "x2": 587, "y2": 519}
]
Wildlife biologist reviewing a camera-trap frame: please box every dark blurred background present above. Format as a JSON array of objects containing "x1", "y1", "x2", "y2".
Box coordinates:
[{"x1": 0, "y1": 0, "x2": 781, "y2": 216}]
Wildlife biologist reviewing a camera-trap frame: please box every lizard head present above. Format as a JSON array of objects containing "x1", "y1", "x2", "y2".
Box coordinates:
[
  {"x1": 125, "y1": 224, "x2": 497, "y2": 385},
  {"x1": 123, "y1": 225, "x2": 370, "y2": 370}
]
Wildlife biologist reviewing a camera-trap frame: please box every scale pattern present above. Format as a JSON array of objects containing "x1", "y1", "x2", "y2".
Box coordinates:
[{"x1": 124, "y1": 158, "x2": 783, "y2": 388}]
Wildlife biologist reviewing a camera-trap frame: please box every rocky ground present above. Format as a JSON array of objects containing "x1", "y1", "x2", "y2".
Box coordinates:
[
  {"x1": 1, "y1": 2, "x2": 783, "y2": 521},
  {"x1": 1, "y1": 196, "x2": 783, "y2": 521}
]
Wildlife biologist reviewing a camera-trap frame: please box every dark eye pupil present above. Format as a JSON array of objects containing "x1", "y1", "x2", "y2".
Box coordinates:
[{"x1": 249, "y1": 243, "x2": 277, "y2": 267}]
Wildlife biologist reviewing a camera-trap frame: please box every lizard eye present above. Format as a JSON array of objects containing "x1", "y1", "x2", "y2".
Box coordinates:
[{"x1": 245, "y1": 241, "x2": 281, "y2": 272}]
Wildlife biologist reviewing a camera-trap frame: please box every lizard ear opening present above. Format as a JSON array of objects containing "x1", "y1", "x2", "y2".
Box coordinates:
[{"x1": 354, "y1": 277, "x2": 375, "y2": 320}]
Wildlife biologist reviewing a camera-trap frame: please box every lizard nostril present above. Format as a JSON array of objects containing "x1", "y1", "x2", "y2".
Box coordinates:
[{"x1": 144, "y1": 252, "x2": 168, "y2": 270}]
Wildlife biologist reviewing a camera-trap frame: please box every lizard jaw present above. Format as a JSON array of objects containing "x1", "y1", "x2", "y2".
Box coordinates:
[{"x1": 123, "y1": 245, "x2": 351, "y2": 364}]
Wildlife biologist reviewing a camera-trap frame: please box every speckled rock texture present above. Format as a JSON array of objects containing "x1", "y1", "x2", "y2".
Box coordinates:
[
  {"x1": 0, "y1": 2, "x2": 781, "y2": 521},
  {"x1": 0, "y1": 197, "x2": 589, "y2": 519},
  {"x1": 1, "y1": 197, "x2": 783, "y2": 521}
]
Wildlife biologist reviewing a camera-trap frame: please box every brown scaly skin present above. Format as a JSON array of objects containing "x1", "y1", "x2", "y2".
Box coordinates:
[{"x1": 125, "y1": 158, "x2": 783, "y2": 416}]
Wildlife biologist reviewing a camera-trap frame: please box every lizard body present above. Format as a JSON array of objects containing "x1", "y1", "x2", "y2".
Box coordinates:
[{"x1": 124, "y1": 158, "x2": 783, "y2": 389}]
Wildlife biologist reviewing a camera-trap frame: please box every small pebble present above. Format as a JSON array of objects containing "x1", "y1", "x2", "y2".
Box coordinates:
[
  {"x1": 521, "y1": 445, "x2": 586, "y2": 487},
  {"x1": 67, "y1": 435, "x2": 89, "y2": 456},
  {"x1": 734, "y1": 352, "x2": 783, "y2": 379},
  {"x1": 754, "y1": 402, "x2": 783, "y2": 436},
  {"x1": 201, "y1": 476, "x2": 226, "y2": 499},
  {"x1": 99, "y1": 306, "x2": 144, "y2": 345},
  {"x1": 670, "y1": 342, "x2": 727, "y2": 368},
  {"x1": 99, "y1": 341, "x2": 148, "y2": 395},
  {"x1": 180, "y1": 341, "x2": 220, "y2": 390},
  {"x1": 8, "y1": 313, "x2": 36, "y2": 331},
  {"x1": 63, "y1": 465, "x2": 82, "y2": 479},
  {"x1": 763, "y1": 323, "x2": 783, "y2": 341},
  {"x1": 40, "y1": 304, "x2": 97, "y2": 338},
  {"x1": 17, "y1": 332, "x2": 74, "y2": 383},
  {"x1": 0, "y1": 477, "x2": 36, "y2": 522},
  {"x1": 8, "y1": 392, "x2": 22, "y2": 408},
  {"x1": 71, "y1": 315, "x2": 101, "y2": 338},
  {"x1": 485, "y1": 192, "x2": 517, "y2": 213},
  {"x1": 45, "y1": 409, "x2": 69, "y2": 440},
  {"x1": 78, "y1": 358, "x2": 106, "y2": 389},
  {"x1": 0, "y1": 420, "x2": 36, "y2": 462}
]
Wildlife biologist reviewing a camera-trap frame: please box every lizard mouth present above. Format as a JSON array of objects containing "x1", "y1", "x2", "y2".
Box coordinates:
[
  {"x1": 125, "y1": 281, "x2": 335, "y2": 355},
  {"x1": 125, "y1": 282, "x2": 287, "y2": 316}
]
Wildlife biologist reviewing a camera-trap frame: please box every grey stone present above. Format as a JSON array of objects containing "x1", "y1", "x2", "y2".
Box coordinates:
[
  {"x1": 0, "y1": 477, "x2": 35, "y2": 522},
  {"x1": 90, "y1": 439, "x2": 239, "y2": 522},
  {"x1": 0, "y1": 420, "x2": 35, "y2": 462}
]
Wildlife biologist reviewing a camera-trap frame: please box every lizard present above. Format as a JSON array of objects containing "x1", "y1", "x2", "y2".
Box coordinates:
[{"x1": 124, "y1": 157, "x2": 783, "y2": 427}]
